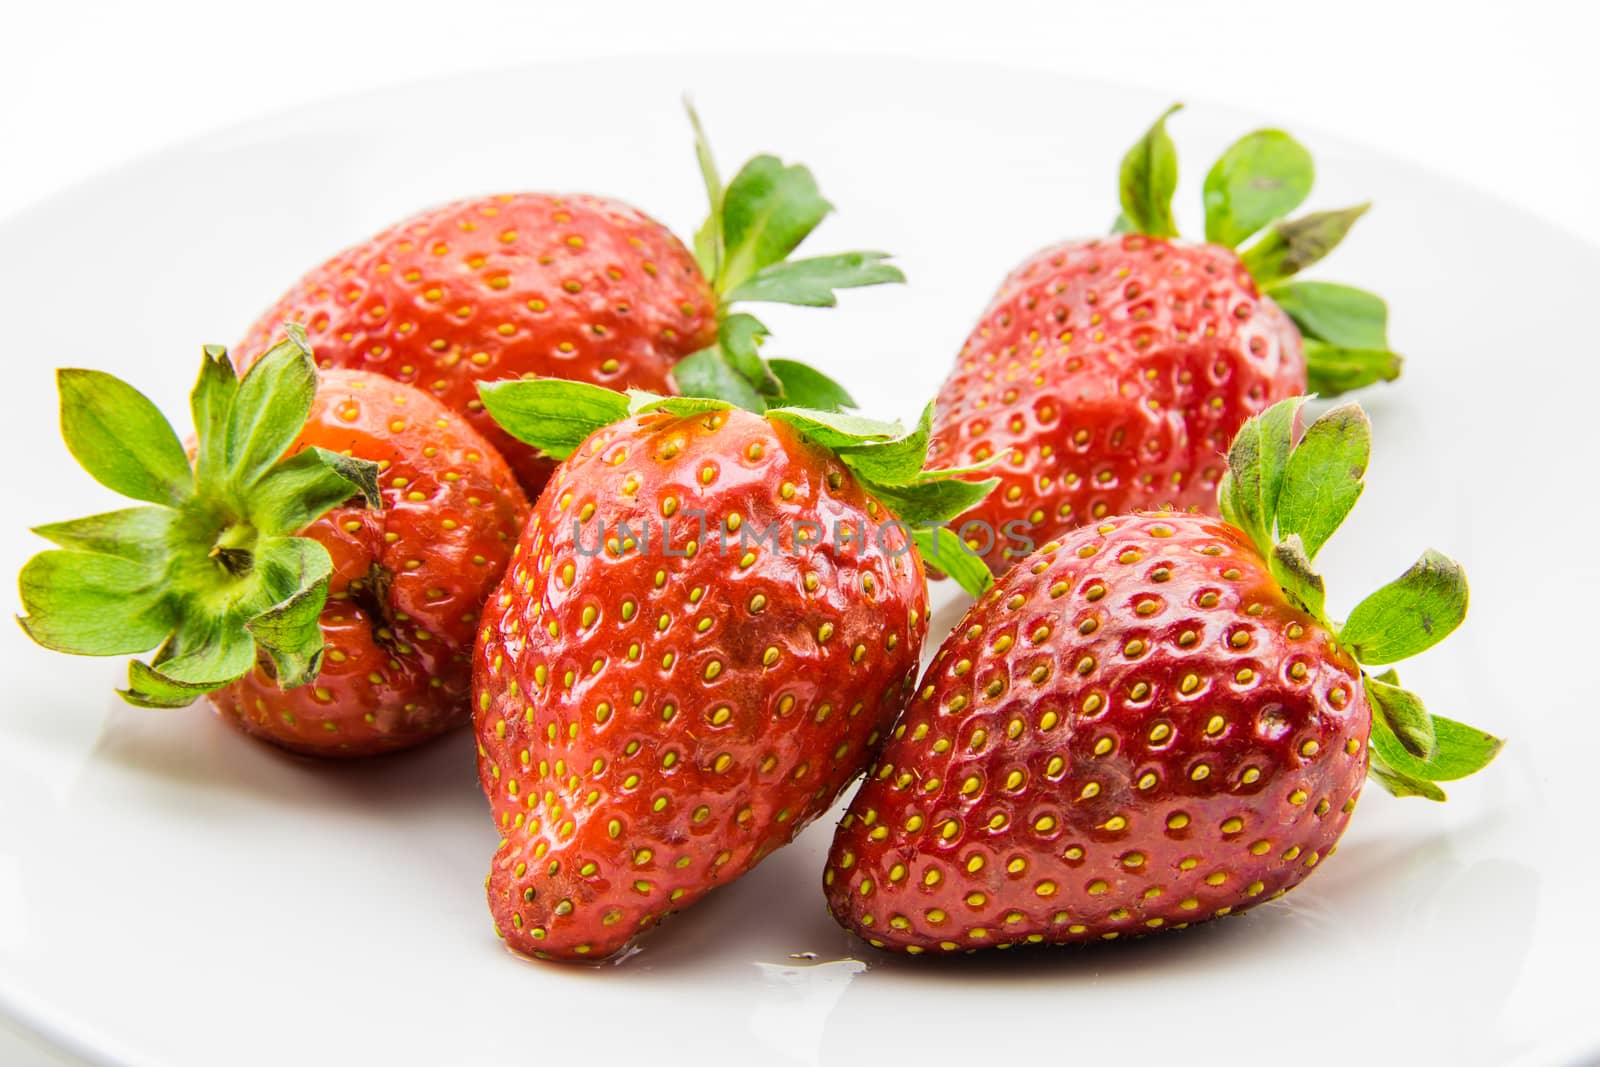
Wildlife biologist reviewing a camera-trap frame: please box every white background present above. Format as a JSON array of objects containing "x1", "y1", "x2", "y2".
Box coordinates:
[
  {"x1": 2, "y1": 0, "x2": 1598, "y2": 243},
  {"x1": 0, "y1": 3, "x2": 1594, "y2": 1064}
]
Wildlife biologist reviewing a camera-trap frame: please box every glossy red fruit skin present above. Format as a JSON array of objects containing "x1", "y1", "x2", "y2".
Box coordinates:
[
  {"x1": 473, "y1": 408, "x2": 927, "y2": 961},
  {"x1": 209, "y1": 370, "x2": 529, "y2": 757},
  {"x1": 927, "y1": 235, "x2": 1304, "y2": 574},
  {"x1": 236, "y1": 194, "x2": 718, "y2": 495},
  {"x1": 824, "y1": 512, "x2": 1368, "y2": 954}
]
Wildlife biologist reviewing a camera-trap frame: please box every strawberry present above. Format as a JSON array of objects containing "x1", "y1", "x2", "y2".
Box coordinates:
[
  {"x1": 237, "y1": 106, "x2": 901, "y2": 496},
  {"x1": 927, "y1": 105, "x2": 1404, "y2": 573},
  {"x1": 18, "y1": 327, "x2": 528, "y2": 756},
  {"x1": 825, "y1": 398, "x2": 1501, "y2": 953},
  {"x1": 468, "y1": 378, "x2": 996, "y2": 960}
]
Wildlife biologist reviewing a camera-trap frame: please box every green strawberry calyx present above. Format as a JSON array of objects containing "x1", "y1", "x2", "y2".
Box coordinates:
[
  {"x1": 1218, "y1": 397, "x2": 1503, "y2": 800},
  {"x1": 478, "y1": 378, "x2": 998, "y2": 599},
  {"x1": 673, "y1": 101, "x2": 903, "y2": 415},
  {"x1": 1115, "y1": 105, "x2": 1402, "y2": 398},
  {"x1": 16, "y1": 326, "x2": 382, "y2": 708}
]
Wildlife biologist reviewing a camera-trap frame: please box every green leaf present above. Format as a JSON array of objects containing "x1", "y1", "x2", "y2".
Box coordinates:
[
  {"x1": 1109, "y1": 213, "x2": 1135, "y2": 235},
  {"x1": 122, "y1": 660, "x2": 220, "y2": 708},
  {"x1": 251, "y1": 520, "x2": 339, "y2": 602},
  {"x1": 158, "y1": 618, "x2": 259, "y2": 684},
  {"x1": 725, "y1": 252, "x2": 904, "y2": 307},
  {"x1": 1255, "y1": 396, "x2": 1305, "y2": 536},
  {"x1": 625, "y1": 391, "x2": 733, "y2": 418},
  {"x1": 1202, "y1": 129, "x2": 1315, "y2": 248},
  {"x1": 1269, "y1": 535, "x2": 1326, "y2": 620},
  {"x1": 304, "y1": 448, "x2": 382, "y2": 509},
  {"x1": 685, "y1": 99, "x2": 724, "y2": 282},
  {"x1": 718, "y1": 155, "x2": 832, "y2": 293},
  {"x1": 1222, "y1": 413, "x2": 1268, "y2": 553},
  {"x1": 477, "y1": 379, "x2": 631, "y2": 459},
  {"x1": 1274, "y1": 403, "x2": 1370, "y2": 560},
  {"x1": 191, "y1": 345, "x2": 238, "y2": 490},
  {"x1": 17, "y1": 550, "x2": 174, "y2": 655},
  {"x1": 868, "y1": 476, "x2": 1000, "y2": 528},
  {"x1": 245, "y1": 595, "x2": 325, "y2": 688},
  {"x1": 1240, "y1": 204, "x2": 1370, "y2": 286},
  {"x1": 1268, "y1": 281, "x2": 1389, "y2": 349},
  {"x1": 225, "y1": 328, "x2": 318, "y2": 491},
  {"x1": 123, "y1": 618, "x2": 256, "y2": 707},
  {"x1": 32, "y1": 506, "x2": 175, "y2": 564},
  {"x1": 249, "y1": 447, "x2": 382, "y2": 537},
  {"x1": 912, "y1": 525, "x2": 994, "y2": 599},
  {"x1": 765, "y1": 407, "x2": 903, "y2": 450},
  {"x1": 1365, "y1": 673, "x2": 1436, "y2": 760},
  {"x1": 1118, "y1": 103, "x2": 1183, "y2": 239},
  {"x1": 1339, "y1": 549, "x2": 1469, "y2": 665},
  {"x1": 1304, "y1": 340, "x2": 1404, "y2": 397},
  {"x1": 57, "y1": 368, "x2": 193, "y2": 507},
  {"x1": 717, "y1": 313, "x2": 780, "y2": 395},
  {"x1": 1368, "y1": 678, "x2": 1504, "y2": 783},
  {"x1": 768, "y1": 358, "x2": 856, "y2": 412},
  {"x1": 671, "y1": 347, "x2": 768, "y2": 412},
  {"x1": 1367, "y1": 753, "x2": 1448, "y2": 802},
  {"x1": 1219, "y1": 396, "x2": 1306, "y2": 560},
  {"x1": 244, "y1": 536, "x2": 334, "y2": 688},
  {"x1": 835, "y1": 403, "x2": 936, "y2": 486}
]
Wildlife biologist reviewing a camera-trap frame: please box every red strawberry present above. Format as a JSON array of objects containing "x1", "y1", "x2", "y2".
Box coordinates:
[
  {"x1": 237, "y1": 195, "x2": 714, "y2": 495},
  {"x1": 927, "y1": 105, "x2": 1403, "y2": 574},
  {"x1": 469, "y1": 379, "x2": 994, "y2": 960},
  {"x1": 237, "y1": 108, "x2": 902, "y2": 496},
  {"x1": 18, "y1": 328, "x2": 528, "y2": 756},
  {"x1": 826, "y1": 399, "x2": 1500, "y2": 953}
]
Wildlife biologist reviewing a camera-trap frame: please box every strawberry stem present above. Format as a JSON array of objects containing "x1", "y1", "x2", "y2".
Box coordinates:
[
  {"x1": 675, "y1": 102, "x2": 903, "y2": 414},
  {"x1": 477, "y1": 380, "x2": 1001, "y2": 599},
  {"x1": 1216, "y1": 399, "x2": 1498, "y2": 800},
  {"x1": 1113, "y1": 107, "x2": 1403, "y2": 396},
  {"x1": 17, "y1": 330, "x2": 382, "y2": 707}
]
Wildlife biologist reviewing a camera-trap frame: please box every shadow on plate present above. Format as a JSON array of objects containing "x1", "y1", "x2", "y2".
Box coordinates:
[
  {"x1": 83, "y1": 693, "x2": 484, "y2": 818},
  {"x1": 502, "y1": 805, "x2": 1536, "y2": 992}
]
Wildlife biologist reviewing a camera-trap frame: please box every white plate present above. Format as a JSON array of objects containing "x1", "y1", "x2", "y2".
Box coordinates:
[{"x1": 1, "y1": 54, "x2": 1594, "y2": 1067}]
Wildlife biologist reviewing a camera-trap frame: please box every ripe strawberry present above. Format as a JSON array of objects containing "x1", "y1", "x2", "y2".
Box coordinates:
[
  {"x1": 237, "y1": 108, "x2": 901, "y2": 496},
  {"x1": 927, "y1": 105, "x2": 1403, "y2": 573},
  {"x1": 826, "y1": 398, "x2": 1501, "y2": 953},
  {"x1": 469, "y1": 379, "x2": 995, "y2": 960},
  {"x1": 18, "y1": 328, "x2": 528, "y2": 756}
]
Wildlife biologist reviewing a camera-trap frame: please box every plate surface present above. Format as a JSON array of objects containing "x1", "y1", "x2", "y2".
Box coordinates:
[{"x1": 1, "y1": 54, "x2": 1594, "y2": 1067}]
